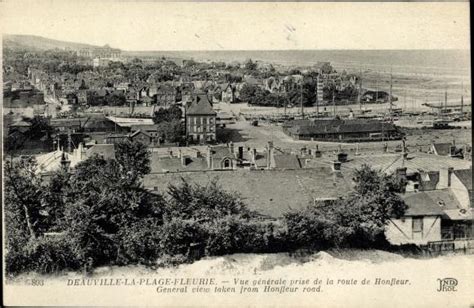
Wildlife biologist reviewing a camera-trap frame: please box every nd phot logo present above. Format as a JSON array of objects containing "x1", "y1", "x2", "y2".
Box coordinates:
[{"x1": 437, "y1": 278, "x2": 458, "y2": 292}]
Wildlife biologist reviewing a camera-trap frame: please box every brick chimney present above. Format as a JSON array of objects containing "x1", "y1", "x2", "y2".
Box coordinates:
[
  {"x1": 206, "y1": 146, "x2": 213, "y2": 169},
  {"x1": 238, "y1": 146, "x2": 244, "y2": 160},
  {"x1": 314, "y1": 144, "x2": 322, "y2": 158},
  {"x1": 266, "y1": 141, "x2": 274, "y2": 169},
  {"x1": 437, "y1": 167, "x2": 454, "y2": 189}
]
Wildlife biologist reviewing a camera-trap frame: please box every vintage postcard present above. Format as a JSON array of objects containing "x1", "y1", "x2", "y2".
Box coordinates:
[{"x1": 1, "y1": 0, "x2": 472, "y2": 307}]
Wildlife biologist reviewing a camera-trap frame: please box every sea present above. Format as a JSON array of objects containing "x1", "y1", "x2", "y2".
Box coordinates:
[{"x1": 127, "y1": 49, "x2": 471, "y2": 77}]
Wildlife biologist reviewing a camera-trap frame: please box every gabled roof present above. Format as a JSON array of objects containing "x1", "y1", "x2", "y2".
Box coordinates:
[
  {"x1": 432, "y1": 143, "x2": 452, "y2": 156},
  {"x1": 453, "y1": 169, "x2": 472, "y2": 190},
  {"x1": 210, "y1": 145, "x2": 235, "y2": 160},
  {"x1": 401, "y1": 192, "x2": 446, "y2": 216},
  {"x1": 273, "y1": 153, "x2": 301, "y2": 169},
  {"x1": 130, "y1": 129, "x2": 151, "y2": 138},
  {"x1": 150, "y1": 154, "x2": 208, "y2": 173},
  {"x1": 86, "y1": 144, "x2": 115, "y2": 160},
  {"x1": 143, "y1": 168, "x2": 351, "y2": 218},
  {"x1": 186, "y1": 95, "x2": 216, "y2": 116}
]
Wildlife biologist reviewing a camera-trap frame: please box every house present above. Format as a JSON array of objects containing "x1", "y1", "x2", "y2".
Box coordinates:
[
  {"x1": 129, "y1": 130, "x2": 155, "y2": 146},
  {"x1": 185, "y1": 94, "x2": 217, "y2": 144},
  {"x1": 448, "y1": 169, "x2": 472, "y2": 209},
  {"x1": 386, "y1": 192, "x2": 445, "y2": 245},
  {"x1": 207, "y1": 144, "x2": 237, "y2": 170},
  {"x1": 385, "y1": 167, "x2": 473, "y2": 247},
  {"x1": 154, "y1": 84, "x2": 177, "y2": 106},
  {"x1": 179, "y1": 83, "x2": 195, "y2": 103},
  {"x1": 283, "y1": 118, "x2": 403, "y2": 142},
  {"x1": 221, "y1": 83, "x2": 236, "y2": 103}
]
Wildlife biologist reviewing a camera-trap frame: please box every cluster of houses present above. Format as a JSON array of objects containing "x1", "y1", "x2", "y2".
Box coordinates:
[
  {"x1": 34, "y1": 129, "x2": 472, "y2": 251},
  {"x1": 14, "y1": 58, "x2": 366, "y2": 119}
]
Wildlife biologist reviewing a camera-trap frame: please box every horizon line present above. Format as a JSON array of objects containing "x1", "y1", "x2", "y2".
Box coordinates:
[{"x1": 3, "y1": 33, "x2": 470, "y2": 53}]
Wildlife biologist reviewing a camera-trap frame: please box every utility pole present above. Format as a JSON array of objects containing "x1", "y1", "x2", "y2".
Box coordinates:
[
  {"x1": 316, "y1": 75, "x2": 320, "y2": 118},
  {"x1": 67, "y1": 128, "x2": 72, "y2": 153},
  {"x1": 332, "y1": 90, "x2": 336, "y2": 118},
  {"x1": 444, "y1": 88, "x2": 448, "y2": 114},
  {"x1": 358, "y1": 68, "x2": 362, "y2": 112},
  {"x1": 461, "y1": 82, "x2": 464, "y2": 116},
  {"x1": 300, "y1": 83, "x2": 304, "y2": 118},
  {"x1": 389, "y1": 68, "x2": 393, "y2": 119},
  {"x1": 375, "y1": 78, "x2": 378, "y2": 103}
]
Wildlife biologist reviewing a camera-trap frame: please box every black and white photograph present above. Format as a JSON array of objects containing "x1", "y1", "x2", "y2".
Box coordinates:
[{"x1": 1, "y1": 1, "x2": 472, "y2": 306}]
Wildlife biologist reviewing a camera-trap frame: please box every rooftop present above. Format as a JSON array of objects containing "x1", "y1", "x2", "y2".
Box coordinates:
[
  {"x1": 143, "y1": 168, "x2": 351, "y2": 218},
  {"x1": 186, "y1": 95, "x2": 216, "y2": 116}
]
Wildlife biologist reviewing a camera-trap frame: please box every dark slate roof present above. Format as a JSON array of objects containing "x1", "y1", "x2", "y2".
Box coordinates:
[
  {"x1": 273, "y1": 154, "x2": 301, "y2": 169},
  {"x1": 186, "y1": 95, "x2": 216, "y2": 116},
  {"x1": 286, "y1": 119, "x2": 398, "y2": 135},
  {"x1": 143, "y1": 168, "x2": 351, "y2": 218},
  {"x1": 401, "y1": 191, "x2": 447, "y2": 216},
  {"x1": 210, "y1": 145, "x2": 235, "y2": 160},
  {"x1": 150, "y1": 154, "x2": 208, "y2": 173},
  {"x1": 432, "y1": 143, "x2": 451, "y2": 156},
  {"x1": 86, "y1": 144, "x2": 115, "y2": 160},
  {"x1": 453, "y1": 169, "x2": 472, "y2": 190}
]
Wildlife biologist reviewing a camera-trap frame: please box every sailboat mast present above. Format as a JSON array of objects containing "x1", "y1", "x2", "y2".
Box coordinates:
[
  {"x1": 389, "y1": 68, "x2": 393, "y2": 117},
  {"x1": 300, "y1": 83, "x2": 304, "y2": 118},
  {"x1": 358, "y1": 68, "x2": 362, "y2": 111}
]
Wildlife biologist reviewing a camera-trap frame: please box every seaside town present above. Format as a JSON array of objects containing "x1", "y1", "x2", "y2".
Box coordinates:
[{"x1": 3, "y1": 35, "x2": 473, "y2": 276}]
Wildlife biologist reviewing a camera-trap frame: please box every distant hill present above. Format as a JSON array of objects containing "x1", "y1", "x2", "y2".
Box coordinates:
[{"x1": 3, "y1": 34, "x2": 101, "y2": 51}]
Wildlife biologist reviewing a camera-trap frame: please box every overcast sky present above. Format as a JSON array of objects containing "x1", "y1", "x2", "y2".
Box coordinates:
[{"x1": 0, "y1": 1, "x2": 470, "y2": 51}]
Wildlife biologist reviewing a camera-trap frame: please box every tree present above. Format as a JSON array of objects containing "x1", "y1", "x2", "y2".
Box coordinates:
[
  {"x1": 25, "y1": 116, "x2": 53, "y2": 139},
  {"x1": 4, "y1": 157, "x2": 45, "y2": 242},
  {"x1": 63, "y1": 156, "x2": 165, "y2": 267},
  {"x1": 244, "y1": 59, "x2": 257, "y2": 71},
  {"x1": 153, "y1": 105, "x2": 182, "y2": 124},
  {"x1": 115, "y1": 139, "x2": 151, "y2": 183},
  {"x1": 284, "y1": 165, "x2": 407, "y2": 249},
  {"x1": 239, "y1": 84, "x2": 258, "y2": 102}
]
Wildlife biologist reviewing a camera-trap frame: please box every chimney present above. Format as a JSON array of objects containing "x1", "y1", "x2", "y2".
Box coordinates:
[
  {"x1": 76, "y1": 142, "x2": 84, "y2": 161},
  {"x1": 181, "y1": 155, "x2": 187, "y2": 166},
  {"x1": 438, "y1": 167, "x2": 454, "y2": 189},
  {"x1": 332, "y1": 160, "x2": 341, "y2": 172},
  {"x1": 314, "y1": 144, "x2": 322, "y2": 158},
  {"x1": 60, "y1": 151, "x2": 71, "y2": 171},
  {"x1": 337, "y1": 152, "x2": 348, "y2": 163},
  {"x1": 251, "y1": 148, "x2": 257, "y2": 163},
  {"x1": 206, "y1": 146, "x2": 213, "y2": 169},
  {"x1": 395, "y1": 167, "x2": 407, "y2": 181},
  {"x1": 195, "y1": 150, "x2": 201, "y2": 158},
  {"x1": 266, "y1": 141, "x2": 274, "y2": 169},
  {"x1": 229, "y1": 141, "x2": 234, "y2": 155},
  {"x1": 238, "y1": 146, "x2": 244, "y2": 160}
]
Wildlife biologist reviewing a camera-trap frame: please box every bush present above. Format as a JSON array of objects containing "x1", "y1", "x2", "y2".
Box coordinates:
[
  {"x1": 6, "y1": 236, "x2": 80, "y2": 275},
  {"x1": 159, "y1": 218, "x2": 207, "y2": 257},
  {"x1": 116, "y1": 219, "x2": 162, "y2": 265}
]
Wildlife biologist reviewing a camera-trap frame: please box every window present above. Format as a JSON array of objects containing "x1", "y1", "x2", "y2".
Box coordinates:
[{"x1": 412, "y1": 217, "x2": 423, "y2": 240}]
